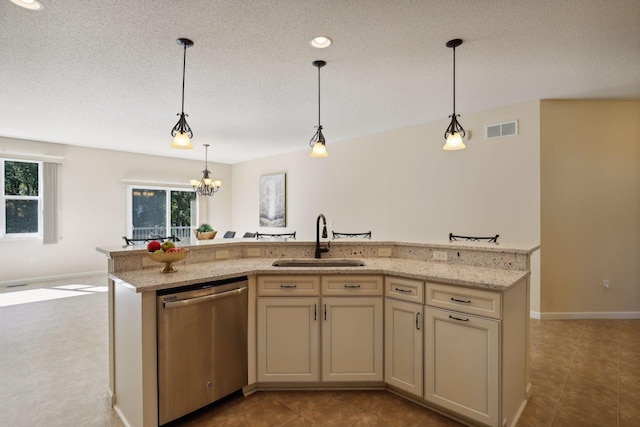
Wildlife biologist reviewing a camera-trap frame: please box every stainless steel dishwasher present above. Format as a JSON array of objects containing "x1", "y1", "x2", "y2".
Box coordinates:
[{"x1": 157, "y1": 276, "x2": 248, "y2": 425}]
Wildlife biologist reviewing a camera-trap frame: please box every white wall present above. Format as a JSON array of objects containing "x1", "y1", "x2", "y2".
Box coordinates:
[
  {"x1": 1, "y1": 137, "x2": 231, "y2": 283},
  {"x1": 231, "y1": 101, "x2": 541, "y2": 308}
]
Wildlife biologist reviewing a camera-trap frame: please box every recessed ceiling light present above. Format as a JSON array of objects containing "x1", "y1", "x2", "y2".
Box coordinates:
[
  {"x1": 9, "y1": 0, "x2": 43, "y2": 10},
  {"x1": 310, "y1": 36, "x2": 332, "y2": 49}
]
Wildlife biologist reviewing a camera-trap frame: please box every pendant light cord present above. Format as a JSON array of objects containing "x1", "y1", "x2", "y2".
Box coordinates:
[
  {"x1": 181, "y1": 44, "x2": 187, "y2": 114},
  {"x1": 317, "y1": 64, "x2": 321, "y2": 127},
  {"x1": 452, "y1": 45, "x2": 456, "y2": 115}
]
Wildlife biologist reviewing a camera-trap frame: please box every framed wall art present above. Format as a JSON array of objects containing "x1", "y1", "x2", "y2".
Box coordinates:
[{"x1": 259, "y1": 172, "x2": 286, "y2": 227}]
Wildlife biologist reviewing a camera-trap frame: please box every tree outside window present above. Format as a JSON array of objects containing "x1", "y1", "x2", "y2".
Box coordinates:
[
  {"x1": 131, "y1": 187, "x2": 195, "y2": 240},
  {"x1": 2, "y1": 160, "x2": 41, "y2": 236}
]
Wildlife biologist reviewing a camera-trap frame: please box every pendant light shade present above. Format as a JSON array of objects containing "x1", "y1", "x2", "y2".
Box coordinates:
[
  {"x1": 309, "y1": 60, "x2": 328, "y2": 158},
  {"x1": 10, "y1": 0, "x2": 43, "y2": 10},
  {"x1": 190, "y1": 144, "x2": 222, "y2": 196},
  {"x1": 171, "y1": 38, "x2": 194, "y2": 149},
  {"x1": 443, "y1": 38, "x2": 466, "y2": 151}
]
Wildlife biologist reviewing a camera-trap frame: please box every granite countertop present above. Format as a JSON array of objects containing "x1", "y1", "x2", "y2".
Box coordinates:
[
  {"x1": 111, "y1": 256, "x2": 529, "y2": 293},
  {"x1": 98, "y1": 238, "x2": 540, "y2": 256}
]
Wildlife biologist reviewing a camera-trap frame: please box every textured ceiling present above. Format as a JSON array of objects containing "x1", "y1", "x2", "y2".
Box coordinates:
[{"x1": 1, "y1": 0, "x2": 639, "y2": 164}]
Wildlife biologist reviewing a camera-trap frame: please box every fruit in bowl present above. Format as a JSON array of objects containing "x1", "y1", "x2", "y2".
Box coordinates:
[
  {"x1": 147, "y1": 242, "x2": 188, "y2": 273},
  {"x1": 147, "y1": 240, "x2": 162, "y2": 252},
  {"x1": 162, "y1": 240, "x2": 176, "y2": 251}
]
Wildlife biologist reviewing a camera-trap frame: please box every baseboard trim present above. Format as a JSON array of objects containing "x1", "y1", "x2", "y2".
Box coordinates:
[
  {"x1": 1, "y1": 270, "x2": 107, "y2": 287},
  {"x1": 112, "y1": 404, "x2": 132, "y2": 427},
  {"x1": 509, "y1": 397, "x2": 529, "y2": 427},
  {"x1": 537, "y1": 311, "x2": 640, "y2": 320}
]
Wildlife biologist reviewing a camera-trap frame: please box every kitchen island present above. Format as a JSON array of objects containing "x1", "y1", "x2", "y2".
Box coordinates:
[{"x1": 97, "y1": 239, "x2": 538, "y2": 427}]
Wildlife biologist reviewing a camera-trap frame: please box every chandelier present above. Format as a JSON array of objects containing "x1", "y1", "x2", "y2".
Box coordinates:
[{"x1": 190, "y1": 144, "x2": 222, "y2": 196}]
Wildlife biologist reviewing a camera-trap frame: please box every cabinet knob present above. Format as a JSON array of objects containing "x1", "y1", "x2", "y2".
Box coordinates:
[{"x1": 206, "y1": 381, "x2": 212, "y2": 388}]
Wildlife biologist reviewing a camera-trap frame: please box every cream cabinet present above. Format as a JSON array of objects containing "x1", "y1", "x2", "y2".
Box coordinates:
[
  {"x1": 384, "y1": 297, "x2": 423, "y2": 397},
  {"x1": 257, "y1": 297, "x2": 320, "y2": 382},
  {"x1": 322, "y1": 275, "x2": 383, "y2": 296},
  {"x1": 424, "y1": 280, "x2": 528, "y2": 427},
  {"x1": 257, "y1": 276, "x2": 320, "y2": 382},
  {"x1": 321, "y1": 275, "x2": 383, "y2": 382},
  {"x1": 425, "y1": 306, "x2": 499, "y2": 426},
  {"x1": 322, "y1": 296, "x2": 383, "y2": 382},
  {"x1": 257, "y1": 275, "x2": 383, "y2": 384},
  {"x1": 384, "y1": 276, "x2": 424, "y2": 397}
]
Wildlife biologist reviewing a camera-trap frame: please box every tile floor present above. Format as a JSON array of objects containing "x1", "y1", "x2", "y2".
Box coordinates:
[{"x1": 0, "y1": 274, "x2": 638, "y2": 426}]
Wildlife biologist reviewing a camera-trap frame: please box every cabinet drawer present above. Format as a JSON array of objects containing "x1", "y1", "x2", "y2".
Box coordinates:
[
  {"x1": 425, "y1": 282, "x2": 501, "y2": 319},
  {"x1": 321, "y1": 275, "x2": 383, "y2": 296},
  {"x1": 385, "y1": 276, "x2": 424, "y2": 304},
  {"x1": 258, "y1": 275, "x2": 320, "y2": 296}
]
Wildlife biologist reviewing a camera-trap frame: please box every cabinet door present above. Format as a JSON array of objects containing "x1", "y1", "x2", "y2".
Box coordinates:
[
  {"x1": 425, "y1": 307, "x2": 499, "y2": 427},
  {"x1": 322, "y1": 297, "x2": 383, "y2": 382},
  {"x1": 384, "y1": 298, "x2": 423, "y2": 397},
  {"x1": 257, "y1": 297, "x2": 319, "y2": 382}
]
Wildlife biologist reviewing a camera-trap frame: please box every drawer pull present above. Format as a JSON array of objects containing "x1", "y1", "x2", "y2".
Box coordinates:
[
  {"x1": 450, "y1": 297, "x2": 471, "y2": 304},
  {"x1": 344, "y1": 284, "x2": 361, "y2": 288},
  {"x1": 449, "y1": 315, "x2": 469, "y2": 322},
  {"x1": 395, "y1": 287, "x2": 412, "y2": 293},
  {"x1": 280, "y1": 284, "x2": 297, "y2": 288}
]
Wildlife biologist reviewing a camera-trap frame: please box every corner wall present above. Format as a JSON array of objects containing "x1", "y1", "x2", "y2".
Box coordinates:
[{"x1": 540, "y1": 100, "x2": 640, "y2": 317}]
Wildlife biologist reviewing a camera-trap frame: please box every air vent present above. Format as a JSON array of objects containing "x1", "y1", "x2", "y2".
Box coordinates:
[{"x1": 485, "y1": 120, "x2": 518, "y2": 139}]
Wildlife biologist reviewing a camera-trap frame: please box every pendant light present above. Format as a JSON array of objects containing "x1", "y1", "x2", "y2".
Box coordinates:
[
  {"x1": 309, "y1": 60, "x2": 328, "y2": 158},
  {"x1": 9, "y1": 0, "x2": 43, "y2": 10},
  {"x1": 171, "y1": 38, "x2": 194, "y2": 149},
  {"x1": 443, "y1": 38, "x2": 466, "y2": 151},
  {"x1": 190, "y1": 144, "x2": 222, "y2": 196}
]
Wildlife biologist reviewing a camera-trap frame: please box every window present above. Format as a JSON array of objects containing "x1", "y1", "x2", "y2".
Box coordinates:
[
  {"x1": 128, "y1": 186, "x2": 196, "y2": 241},
  {"x1": 1, "y1": 159, "x2": 42, "y2": 237}
]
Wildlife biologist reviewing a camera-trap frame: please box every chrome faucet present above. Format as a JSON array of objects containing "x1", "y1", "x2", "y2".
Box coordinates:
[{"x1": 315, "y1": 214, "x2": 330, "y2": 258}]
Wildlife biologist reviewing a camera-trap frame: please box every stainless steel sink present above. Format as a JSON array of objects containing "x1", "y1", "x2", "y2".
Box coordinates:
[{"x1": 272, "y1": 259, "x2": 366, "y2": 267}]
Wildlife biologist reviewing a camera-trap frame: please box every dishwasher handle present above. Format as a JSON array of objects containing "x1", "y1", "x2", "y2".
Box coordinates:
[{"x1": 163, "y1": 287, "x2": 247, "y2": 309}]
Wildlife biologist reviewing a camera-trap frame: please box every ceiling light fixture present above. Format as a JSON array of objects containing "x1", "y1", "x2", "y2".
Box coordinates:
[
  {"x1": 443, "y1": 38, "x2": 466, "y2": 151},
  {"x1": 310, "y1": 36, "x2": 332, "y2": 49},
  {"x1": 9, "y1": 0, "x2": 43, "y2": 10},
  {"x1": 171, "y1": 38, "x2": 194, "y2": 149},
  {"x1": 190, "y1": 144, "x2": 222, "y2": 196},
  {"x1": 309, "y1": 60, "x2": 329, "y2": 158}
]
